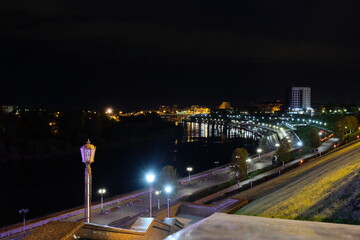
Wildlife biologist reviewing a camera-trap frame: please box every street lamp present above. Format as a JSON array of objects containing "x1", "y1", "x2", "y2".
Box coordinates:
[
  {"x1": 105, "y1": 108, "x2": 113, "y2": 115},
  {"x1": 155, "y1": 190, "x2": 161, "y2": 210},
  {"x1": 80, "y1": 139, "x2": 96, "y2": 223},
  {"x1": 164, "y1": 186, "x2": 172, "y2": 218},
  {"x1": 257, "y1": 148, "x2": 262, "y2": 159},
  {"x1": 214, "y1": 161, "x2": 219, "y2": 168},
  {"x1": 19, "y1": 208, "x2": 29, "y2": 237},
  {"x1": 186, "y1": 167, "x2": 193, "y2": 185},
  {"x1": 98, "y1": 188, "x2": 106, "y2": 214},
  {"x1": 146, "y1": 173, "x2": 155, "y2": 218}
]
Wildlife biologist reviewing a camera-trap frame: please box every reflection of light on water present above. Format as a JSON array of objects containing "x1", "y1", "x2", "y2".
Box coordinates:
[
  {"x1": 200, "y1": 122, "x2": 206, "y2": 137},
  {"x1": 195, "y1": 123, "x2": 200, "y2": 138},
  {"x1": 213, "y1": 124, "x2": 218, "y2": 137},
  {"x1": 204, "y1": 123, "x2": 209, "y2": 138},
  {"x1": 187, "y1": 122, "x2": 193, "y2": 142},
  {"x1": 184, "y1": 122, "x2": 256, "y2": 143}
]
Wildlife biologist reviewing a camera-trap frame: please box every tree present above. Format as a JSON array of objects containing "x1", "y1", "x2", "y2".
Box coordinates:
[
  {"x1": 229, "y1": 148, "x2": 249, "y2": 183},
  {"x1": 347, "y1": 116, "x2": 359, "y2": 133},
  {"x1": 276, "y1": 138, "x2": 291, "y2": 165},
  {"x1": 333, "y1": 115, "x2": 359, "y2": 140},
  {"x1": 309, "y1": 128, "x2": 321, "y2": 149},
  {"x1": 156, "y1": 165, "x2": 180, "y2": 194},
  {"x1": 333, "y1": 119, "x2": 345, "y2": 140}
]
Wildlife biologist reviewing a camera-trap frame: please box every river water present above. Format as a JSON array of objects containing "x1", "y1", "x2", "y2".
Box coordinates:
[{"x1": 0, "y1": 122, "x2": 259, "y2": 227}]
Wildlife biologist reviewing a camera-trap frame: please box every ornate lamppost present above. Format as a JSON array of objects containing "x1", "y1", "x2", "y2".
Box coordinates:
[{"x1": 80, "y1": 140, "x2": 96, "y2": 223}]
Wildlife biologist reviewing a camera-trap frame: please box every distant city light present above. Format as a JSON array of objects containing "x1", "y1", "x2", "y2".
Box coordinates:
[{"x1": 105, "y1": 108, "x2": 113, "y2": 114}]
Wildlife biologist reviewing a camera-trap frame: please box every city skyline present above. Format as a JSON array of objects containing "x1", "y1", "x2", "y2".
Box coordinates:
[
  {"x1": 1, "y1": 1, "x2": 360, "y2": 110},
  {"x1": 1, "y1": 2, "x2": 360, "y2": 236}
]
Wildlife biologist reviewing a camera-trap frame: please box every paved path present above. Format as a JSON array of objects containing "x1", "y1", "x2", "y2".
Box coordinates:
[{"x1": 193, "y1": 138, "x2": 339, "y2": 204}]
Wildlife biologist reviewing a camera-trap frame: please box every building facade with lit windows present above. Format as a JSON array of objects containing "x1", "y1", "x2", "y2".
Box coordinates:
[{"x1": 289, "y1": 87, "x2": 312, "y2": 113}]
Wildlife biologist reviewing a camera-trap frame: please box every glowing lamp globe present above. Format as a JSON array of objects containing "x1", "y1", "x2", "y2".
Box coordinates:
[
  {"x1": 165, "y1": 186, "x2": 172, "y2": 194},
  {"x1": 146, "y1": 173, "x2": 155, "y2": 183},
  {"x1": 80, "y1": 140, "x2": 96, "y2": 164}
]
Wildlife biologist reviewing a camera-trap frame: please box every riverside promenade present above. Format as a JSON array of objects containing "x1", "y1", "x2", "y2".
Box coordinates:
[{"x1": 0, "y1": 137, "x2": 338, "y2": 240}]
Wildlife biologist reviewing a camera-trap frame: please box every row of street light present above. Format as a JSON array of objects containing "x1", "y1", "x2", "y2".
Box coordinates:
[
  {"x1": 145, "y1": 165, "x2": 195, "y2": 217},
  {"x1": 145, "y1": 173, "x2": 173, "y2": 218},
  {"x1": 80, "y1": 140, "x2": 180, "y2": 223}
]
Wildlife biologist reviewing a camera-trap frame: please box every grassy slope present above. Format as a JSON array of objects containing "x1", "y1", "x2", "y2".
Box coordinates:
[{"x1": 234, "y1": 141, "x2": 360, "y2": 224}]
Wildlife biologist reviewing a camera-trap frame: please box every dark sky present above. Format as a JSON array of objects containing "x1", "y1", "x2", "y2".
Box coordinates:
[{"x1": 1, "y1": 1, "x2": 360, "y2": 111}]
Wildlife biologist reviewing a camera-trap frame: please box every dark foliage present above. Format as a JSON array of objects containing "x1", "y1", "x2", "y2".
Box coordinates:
[{"x1": 0, "y1": 110, "x2": 182, "y2": 164}]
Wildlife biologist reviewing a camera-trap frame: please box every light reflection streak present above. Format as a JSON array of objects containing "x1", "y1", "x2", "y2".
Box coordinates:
[{"x1": 184, "y1": 122, "x2": 256, "y2": 143}]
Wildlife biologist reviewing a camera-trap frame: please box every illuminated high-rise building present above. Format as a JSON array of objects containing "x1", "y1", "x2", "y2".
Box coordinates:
[{"x1": 289, "y1": 87, "x2": 311, "y2": 112}]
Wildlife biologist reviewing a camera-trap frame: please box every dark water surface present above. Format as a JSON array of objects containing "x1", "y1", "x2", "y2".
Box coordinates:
[{"x1": 0, "y1": 122, "x2": 258, "y2": 227}]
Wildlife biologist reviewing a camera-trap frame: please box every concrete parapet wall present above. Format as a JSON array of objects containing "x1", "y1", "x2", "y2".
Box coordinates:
[
  {"x1": 165, "y1": 213, "x2": 360, "y2": 240},
  {"x1": 25, "y1": 218, "x2": 181, "y2": 240},
  {"x1": 155, "y1": 202, "x2": 182, "y2": 220},
  {"x1": 179, "y1": 166, "x2": 229, "y2": 184},
  {"x1": 178, "y1": 203, "x2": 215, "y2": 218},
  {"x1": 223, "y1": 199, "x2": 249, "y2": 214},
  {"x1": 78, "y1": 218, "x2": 177, "y2": 240},
  {"x1": 177, "y1": 199, "x2": 239, "y2": 218},
  {"x1": 163, "y1": 218, "x2": 185, "y2": 235}
]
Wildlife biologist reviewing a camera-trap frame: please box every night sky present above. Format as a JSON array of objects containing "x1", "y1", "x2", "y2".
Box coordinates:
[{"x1": 1, "y1": 1, "x2": 360, "y2": 111}]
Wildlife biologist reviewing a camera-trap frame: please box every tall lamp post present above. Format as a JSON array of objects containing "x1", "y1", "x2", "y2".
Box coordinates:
[
  {"x1": 186, "y1": 167, "x2": 193, "y2": 185},
  {"x1": 155, "y1": 190, "x2": 161, "y2": 210},
  {"x1": 19, "y1": 208, "x2": 29, "y2": 237},
  {"x1": 146, "y1": 173, "x2": 155, "y2": 218},
  {"x1": 80, "y1": 140, "x2": 96, "y2": 223},
  {"x1": 275, "y1": 143, "x2": 281, "y2": 168},
  {"x1": 214, "y1": 161, "x2": 219, "y2": 168},
  {"x1": 164, "y1": 186, "x2": 172, "y2": 218},
  {"x1": 98, "y1": 188, "x2": 106, "y2": 214}
]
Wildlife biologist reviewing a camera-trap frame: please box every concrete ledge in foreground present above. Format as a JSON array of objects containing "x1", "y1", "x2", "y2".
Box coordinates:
[{"x1": 165, "y1": 213, "x2": 360, "y2": 240}]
